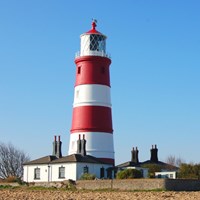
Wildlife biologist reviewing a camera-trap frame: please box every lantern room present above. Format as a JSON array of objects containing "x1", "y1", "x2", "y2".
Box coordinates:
[{"x1": 76, "y1": 20, "x2": 109, "y2": 58}]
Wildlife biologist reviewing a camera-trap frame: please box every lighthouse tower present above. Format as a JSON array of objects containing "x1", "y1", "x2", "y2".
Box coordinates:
[{"x1": 68, "y1": 21, "x2": 114, "y2": 165}]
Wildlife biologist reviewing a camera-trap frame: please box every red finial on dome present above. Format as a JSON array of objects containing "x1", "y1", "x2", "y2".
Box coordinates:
[
  {"x1": 92, "y1": 19, "x2": 97, "y2": 30},
  {"x1": 86, "y1": 19, "x2": 100, "y2": 34}
]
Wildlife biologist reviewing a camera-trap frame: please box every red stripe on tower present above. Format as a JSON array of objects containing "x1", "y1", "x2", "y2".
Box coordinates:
[
  {"x1": 68, "y1": 21, "x2": 115, "y2": 165},
  {"x1": 75, "y1": 56, "x2": 111, "y2": 86},
  {"x1": 71, "y1": 106, "x2": 113, "y2": 133}
]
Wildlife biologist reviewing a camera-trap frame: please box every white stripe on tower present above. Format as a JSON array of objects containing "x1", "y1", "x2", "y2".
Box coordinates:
[{"x1": 73, "y1": 84, "x2": 111, "y2": 107}]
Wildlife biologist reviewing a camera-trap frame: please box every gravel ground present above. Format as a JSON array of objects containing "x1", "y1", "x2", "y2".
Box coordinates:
[{"x1": 0, "y1": 189, "x2": 200, "y2": 200}]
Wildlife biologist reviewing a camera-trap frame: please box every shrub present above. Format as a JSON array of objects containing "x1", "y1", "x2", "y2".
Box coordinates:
[
  {"x1": 142, "y1": 164, "x2": 162, "y2": 178},
  {"x1": 79, "y1": 173, "x2": 96, "y2": 180},
  {"x1": 178, "y1": 163, "x2": 200, "y2": 179},
  {"x1": 116, "y1": 169, "x2": 142, "y2": 179},
  {"x1": 4, "y1": 176, "x2": 18, "y2": 183}
]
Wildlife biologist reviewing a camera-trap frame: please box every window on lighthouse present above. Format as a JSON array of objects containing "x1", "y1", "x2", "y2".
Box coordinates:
[
  {"x1": 89, "y1": 34, "x2": 105, "y2": 52},
  {"x1": 78, "y1": 66, "x2": 81, "y2": 74},
  {"x1": 76, "y1": 90, "x2": 79, "y2": 99}
]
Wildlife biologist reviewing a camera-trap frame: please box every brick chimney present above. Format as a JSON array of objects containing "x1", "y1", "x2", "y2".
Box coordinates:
[
  {"x1": 52, "y1": 135, "x2": 62, "y2": 158},
  {"x1": 131, "y1": 147, "x2": 139, "y2": 164},
  {"x1": 150, "y1": 145, "x2": 158, "y2": 163},
  {"x1": 52, "y1": 135, "x2": 57, "y2": 156},
  {"x1": 81, "y1": 134, "x2": 86, "y2": 156},
  {"x1": 56, "y1": 135, "x2": 62, "y2": 158},
  {"x1": 77, "y1": 134, "x2": 81, "y2": 154}
]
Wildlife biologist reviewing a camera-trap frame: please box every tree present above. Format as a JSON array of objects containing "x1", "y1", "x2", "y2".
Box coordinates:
[
  {"x1": 142, "y1": 164, "x2": 162, "y2": 178},
  {"x1": 0, "y1": 142, "x2": 30, "y2": 179},
  {"x1": 165, "y1": 155, "x2": 184, "y2": 168},
  {"x1": 116, "y1": 169, "x2": 142, "y2": 179},
  {"x1": 178, "y1": 163, "x2": 200, "y2": 179}
]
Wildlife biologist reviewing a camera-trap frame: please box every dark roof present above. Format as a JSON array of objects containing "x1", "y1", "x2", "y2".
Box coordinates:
[
  {"x1": 116, "y1": 161, "x2": 140, "y2": 168},
  {"x1": 23, "y1": 155, "x2": 57, "y2": 165},
  {"x1": 116, "y1": 160, "x2": 179, "y2": 171},
  {"x1": 140, "y1": 160, "x2": 179, "y2": 170},
  {"x1": 23, "y1": 154, "x2": 109, "y2": 165},
  {"x1": 51, "y1": 154, "x2": 106, "y2": 164}
]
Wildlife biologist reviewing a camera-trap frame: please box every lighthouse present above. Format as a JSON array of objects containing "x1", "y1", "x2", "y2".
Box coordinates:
[{"x1": 68, "y1": 20, "x2": 114, "y2": 165}]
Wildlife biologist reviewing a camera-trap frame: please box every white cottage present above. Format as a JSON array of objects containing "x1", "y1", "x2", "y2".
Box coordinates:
[
  {"x1": 23, "y1": 136, "x2": 113, "y2": 182},
  {"x1": 116, "y1": 146, "x2": 178, "y2": 178}
]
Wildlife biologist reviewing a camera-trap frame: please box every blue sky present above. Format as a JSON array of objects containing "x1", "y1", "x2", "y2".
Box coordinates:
[{"x1": 0, "y1": 0, "x2": 200, "y2": 165}]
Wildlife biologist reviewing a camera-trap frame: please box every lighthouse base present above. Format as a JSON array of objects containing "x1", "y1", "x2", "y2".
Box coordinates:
[{"x1": 68, "y1": 132, "x2": 114, "y2": 164}]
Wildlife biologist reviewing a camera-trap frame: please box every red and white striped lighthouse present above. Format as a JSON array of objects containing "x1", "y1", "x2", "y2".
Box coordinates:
[{"x1": 68, "y1": 20, "x2": 114, "y2": 165}]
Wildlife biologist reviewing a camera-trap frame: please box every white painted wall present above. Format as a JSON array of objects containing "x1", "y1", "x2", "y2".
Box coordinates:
[
  {"x1": 23, "y1": 162, "x2": 113, "y2": 182},
  {"x1": 76, "y1": 163, "x2": 111, "y2": 180},
  {"x1": 155, "y1": 171, "x2": 177, "y2": 179},
  {"x1": 23, "y1": 164, "x2": 49, "y2": 182},
  {"x1": 68, "y1": 132, "x2": 114, "y2": 159},
  {"x1": 50, "y1": 163, "x2": 77, "y2": 181},
  {"x1": 73, "y1": 84, "x2": 111, "y2": 108}
]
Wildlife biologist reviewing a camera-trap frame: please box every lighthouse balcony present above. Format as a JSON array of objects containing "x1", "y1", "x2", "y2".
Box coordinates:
[{"x1": 75, "y1": 50, "x2": 111, "y2": 59}]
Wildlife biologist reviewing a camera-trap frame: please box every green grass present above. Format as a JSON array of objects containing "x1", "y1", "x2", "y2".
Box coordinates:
[
  {"x1": 0, "y1": 185, "x2": 21, "y2": 190},
  {"x1": 0, "y1": 184, "x2": 167, "y2": 193}
]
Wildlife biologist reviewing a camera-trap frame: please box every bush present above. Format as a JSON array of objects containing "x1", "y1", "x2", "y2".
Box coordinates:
[
  {"x1": 79, "y1": 173, "x2": 96, "y2": 180},
  {"x1": 178, "y1": 163, "x2": 200, "y2": 179},
  {"x1": 116, "y1": 169, "x2": 142, "y2": 179},
  {"x1": 4, "y1": 176, "x2": 18, "y2": 183},
  {"x1": 142, "y1": 164, "x2": 162, "y2": 178}
]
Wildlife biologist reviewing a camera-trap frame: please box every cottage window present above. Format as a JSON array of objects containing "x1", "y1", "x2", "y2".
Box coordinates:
[
  {"x1": 59, "y1": 166, "x2": 65, "y2": 178},
  {"x1": 34, "y1": 168, "x2": 40, "y2": 179},
  {"x1": 169, "y1": 174, "x2": 173, "y2": 179},
  {"x1": 107, "y1": 169, "x2": 112, "y2": 179},
  {"x1": 100, "y1": 167, "x2": 105, "y2": 178},
  {"x1": 83, "y1": 166, "x2": 88, "y2": 174},
  {"x1": 140, "y1": 169, "x2": 144, "y2": 177}
]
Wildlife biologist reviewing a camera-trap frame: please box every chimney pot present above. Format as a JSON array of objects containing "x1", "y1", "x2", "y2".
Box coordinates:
[
  {"x1": 131, "y1": 146, "x2": 139, "y2": 164},
  {"x1": 77, "y1": 135, "x2": 81, "y2": 154},
  {"x1": 150, "y1": 145, "x2": 158, "y2": 163},
  {"x1": 53, "y1": 136, "x2": 57, "y2": 156},
  {"x1": 81, "y1": 135, "x2": 86, "y2": 156},
  {"x1": 56, "y1": 135, "x2": 62, "y2": 158}
]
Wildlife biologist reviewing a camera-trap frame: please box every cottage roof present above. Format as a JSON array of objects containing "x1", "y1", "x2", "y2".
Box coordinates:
[
  {"x1": 23, "y1": 154, "x2": 109, "y2": 166},
  {"x1": 51, "y1": 154, "x2": 106, "y2": 164},
  {"x1": 116, "y1": 160, "x2": 178, "y2": 171},
  {"x1": 116, "y1": 161, "x2": 140, "y2": 168},
  {"x1": 23, "y1": 155, "x2": 57, "y2": 165},
  {"x1": 140, "y1": 160, "x2": 179, "y2": 171}
]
